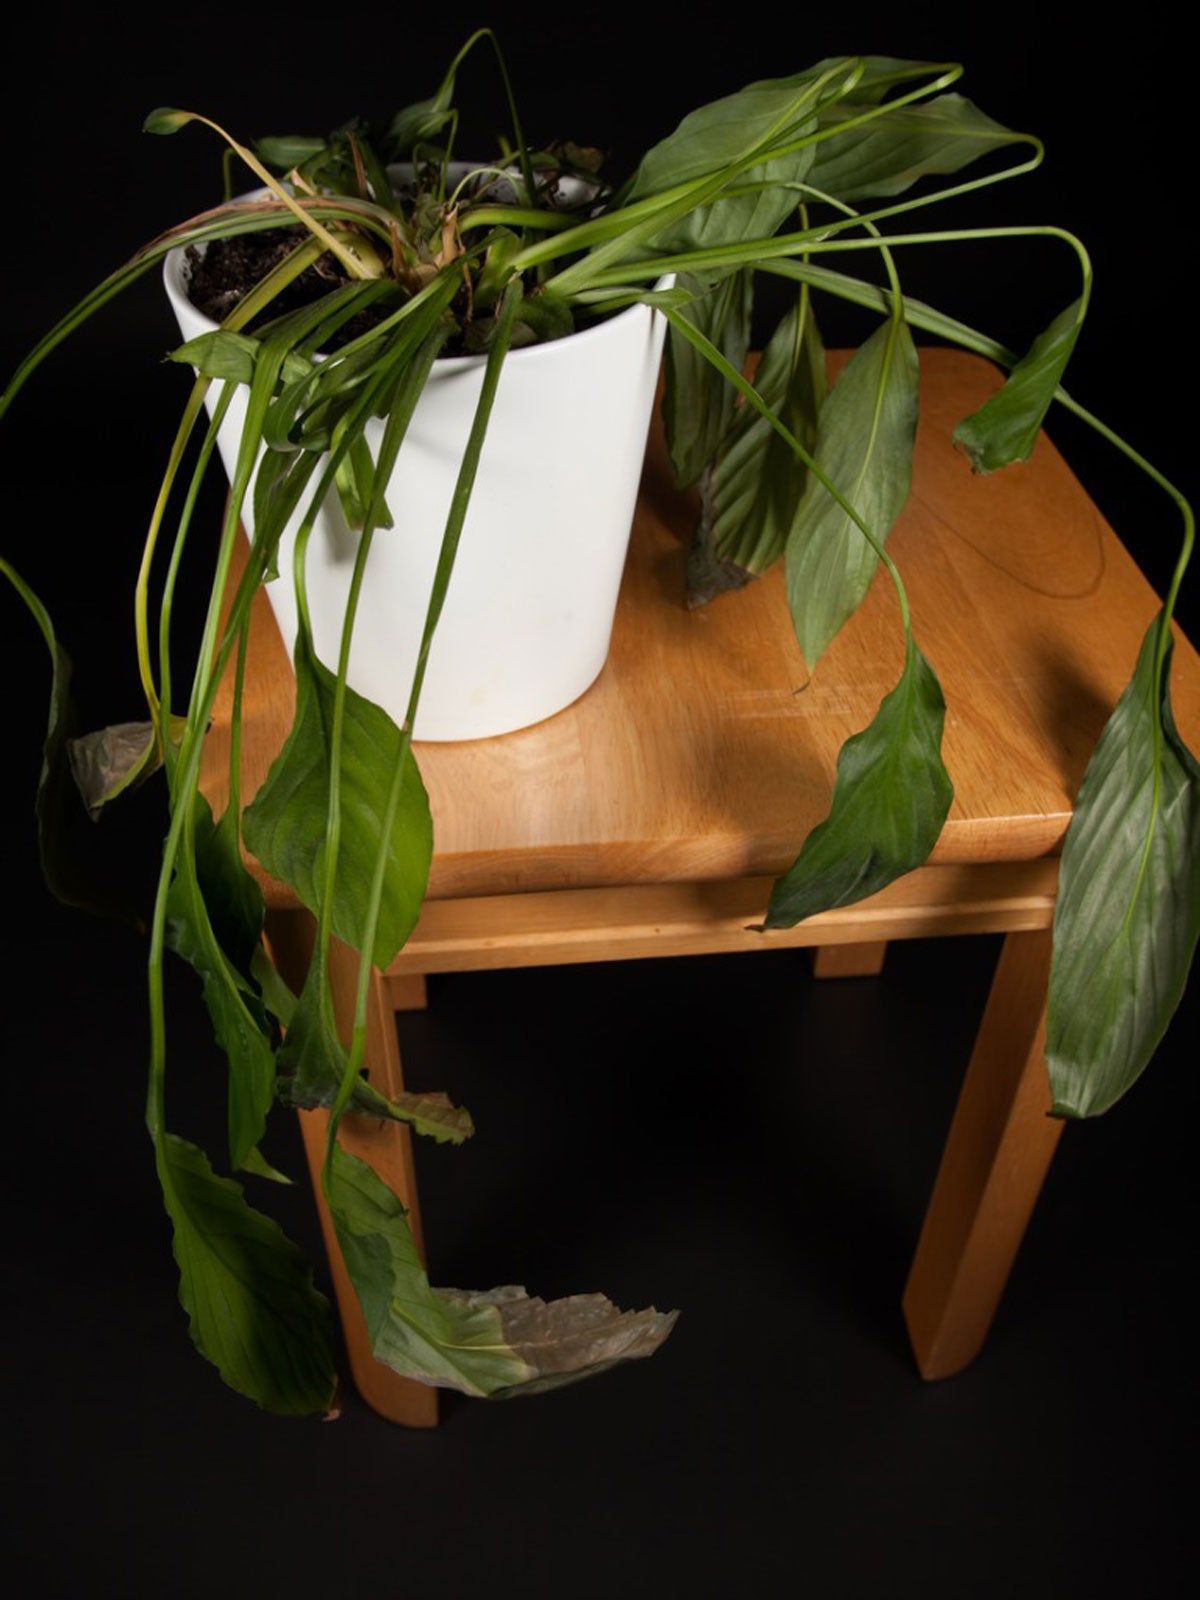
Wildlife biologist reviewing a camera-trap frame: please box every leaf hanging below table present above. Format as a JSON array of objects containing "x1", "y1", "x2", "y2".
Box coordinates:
[{"x1": 1047, "y1": 615, "x2": 1200, "y2": 1117}]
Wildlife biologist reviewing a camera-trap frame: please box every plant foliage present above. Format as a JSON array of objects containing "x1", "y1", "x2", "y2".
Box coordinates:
[{"x1": 2, "y1": 33, "x2": 1194, "y2": 1414}]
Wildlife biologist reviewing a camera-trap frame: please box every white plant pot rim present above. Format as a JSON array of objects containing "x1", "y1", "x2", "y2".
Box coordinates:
[
  {"x1": 163, "y1": 170, "x2": 661, "y2": 365},
  {"x1": 163, "y1": 239, "x2": 662, "y2": 364}
]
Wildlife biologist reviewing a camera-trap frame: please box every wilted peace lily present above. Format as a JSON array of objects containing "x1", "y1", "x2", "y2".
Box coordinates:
[{"x1": 2, "y1": 33, "x2": 1195, "y2": 1415}]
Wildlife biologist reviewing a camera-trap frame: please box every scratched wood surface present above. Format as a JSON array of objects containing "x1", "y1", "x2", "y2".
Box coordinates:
[{"x1": 199, "y1": 348, "x2": 1200, "y2": 905}]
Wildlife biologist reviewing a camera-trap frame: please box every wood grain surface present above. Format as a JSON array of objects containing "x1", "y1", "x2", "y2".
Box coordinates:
[{"x1": 199, "y1": 348, "x2": 1200, "y2": 905}]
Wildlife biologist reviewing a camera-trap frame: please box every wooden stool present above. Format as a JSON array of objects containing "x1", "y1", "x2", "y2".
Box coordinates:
[{"x1": 200, "y1": 349, "x2": 1200, "y2": 1425}]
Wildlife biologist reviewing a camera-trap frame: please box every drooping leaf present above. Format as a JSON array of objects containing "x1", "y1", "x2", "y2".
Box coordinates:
[
  {"x1": 67, "y1": 716, "x2": 186, "y2": 820},
  {"x1": 764, "y1": 639, "x2": 953, "y2": 927},
  {"x1": 383, "y1": 98, "x2": 456, "y2": 159},
  {"x1": 808, "y1": 93, "x2": 1026, "y2": 202},
  {"x1": 240, "y1": 1145, "x2": 294, "y2": 1185},
  {"x1": 662, "y1": 270, "x2": 753, "y2": 490},
  {"x1": 170, "y1": 331, "x2": 314, "y2": 388},
  {"x1": 255, "y1": 134, "x2": 329, "y2": 170},
  {"x1": 253, "y1": 449, "x2": 322, "y2": 584},
  {"x1": 3, "y1": 194, "x2": 397, "y2": 424},
  {"x1": 690, "y1": 291, "x2": 826, "y2": 604},
  {"x1": 328, "y1": 1146, "x2": 677, "y2": 1396},
  {"x1": 953, "y1": 299, "x2": 1084, "y2": 473},
  {"x1": 277, "y1": 964, "x2": 474, "y2": 1145},
  {"x1": 243, "y1": 629, "x2": 432, "y2": 970},
  {"x1": 1047, "y1": 617, "x2": 1200, "y2": 1117},
  {"x1": 626, "y1": 67, "x2": 850, "y2": 200},
  {"x1": 158, "y1": 1133, "x2": 336, "y2": 1414},
  {"x1": 0, "y1": 560, "x2": 136, "y2": 919},
  {"x1": 646, "y1": 143, "x2": 815, "y2": 262},
  {"x1": 165, "y1": 793, "x2": 273, "y2": 1169},
  {"x1": 144, "y1": 106, "x2": 194, "y2": 135},
  {"x1": 785, "y1": 315, "x2": 918, "y2": 667},
  {"x1": 189, "y1": 792, "x2": 266, "y2": 976}
]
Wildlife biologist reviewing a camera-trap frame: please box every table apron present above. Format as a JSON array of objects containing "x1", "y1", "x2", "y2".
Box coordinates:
[{"x1": 387, "y1": 859, "x2": 1058, "y2": 979}]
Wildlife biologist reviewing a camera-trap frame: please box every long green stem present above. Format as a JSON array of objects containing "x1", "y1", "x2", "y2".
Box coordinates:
[
  {"x1": 323, "y1": 282, "x2": 523, "y2": 1161},
  {"x1": 158, "y1": 384, "x2": 235, "y2": 785},
  {"x1": 574, "y1": 221, "x2": 1092, "y2": 297},
  {"x1": 136, "y1": 237, "x2": 327, "y2": 724}
]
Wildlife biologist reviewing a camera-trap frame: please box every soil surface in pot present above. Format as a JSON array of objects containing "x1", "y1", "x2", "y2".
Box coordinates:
[
  {"x1": 187, "y1": 223, "x2": 603, "y2": 356},
  {"x1": 185, "y1": 227, "x2": 392, "y2": 351}
]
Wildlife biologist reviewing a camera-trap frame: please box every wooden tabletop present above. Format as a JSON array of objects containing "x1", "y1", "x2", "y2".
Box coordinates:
[{"x1": 201, "y1": 348, "x2": 1200, "y2": 905}]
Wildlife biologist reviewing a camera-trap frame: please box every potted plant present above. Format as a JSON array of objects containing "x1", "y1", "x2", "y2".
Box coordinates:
[{"x1": 2, "y1": 35, "x2": 1195, "y2": 1416}]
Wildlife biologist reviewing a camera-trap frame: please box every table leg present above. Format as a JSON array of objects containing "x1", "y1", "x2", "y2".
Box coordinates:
[
  {"x1": 811, "y1": 942, "x2": 888, "y2": 979},
  {"x1": 265, "y1": 911, "x2": 439, "y2": 1427},
  {"x1": 902, "y1": 927, "x2": 1062, "y2": 1380},
  {"x1": 390, "y1": 973, "x2": 429, "y2": 1012}
]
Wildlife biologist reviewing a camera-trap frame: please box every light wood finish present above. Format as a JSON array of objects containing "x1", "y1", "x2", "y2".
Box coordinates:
[
  {"x1": 385, "y1": 861, "x2": 1056, "y2": 976},
  {"x1": 811, "y1": 942, "x2": 888, "y2": 979},
  {"x1": 265, "y1": 911, "x2": 438, "y2": 1428},
  {"x1": 390, "y1": 973, "x2": 429, "y2": 1012},
  {"x1": 201, "y1": 349, "x2": 1200, "y2": 908},
  {"x1": 195, "y1": 350, "x2": 1200, "y2": 1408},
  {"x1": 902, "y1": 929, "x2": 1062, "y2": 1379}
]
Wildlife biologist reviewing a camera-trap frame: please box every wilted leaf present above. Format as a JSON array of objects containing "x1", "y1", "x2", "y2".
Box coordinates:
[
  {"x1": 68, "y1": 716, "x2": 187, "y2": 820},
  {"x1": 662, "y1": 270, "x2": 753, "y2": 490},
  {"x1": 1, "y1": 560, "x2": 137, "y2": 919},
  {"x1": 159, "y1": 1133, "x2": 336, "y2": 1414},
  {"x1": 329, "y1": 1147, "x2": 677, "y2": 1396},
  {"x1": 278, "y1": 965, "x2": 473, "y2": 1145},
  {"x1": 627, "y1": 69, "x2": 841, "y2": 199},
  {"x1": 808, "y1": 93, "x2": 1026, "y2": 201},
  {"x1": 1047, "y1": 617, "x2": 1200, "y2": 1117},
  {"x1": 166, "y1": 799, "x2": 275, "y2": 1170},
  {"x1": 785, "y1": 315, "x2": 918, "y2": 667},
  {"x1": 242, "y1": 629, "x2": 433, "y2": 970},
  {"x1": 255, "y1": 134, "x2": 328, "y2": 170},
  {"x1": 240, "y1": 1146, "x2": 294, "y2": 1185},
  {"x1": 171, "y1": 331, "x2": 313, "y2": 388},
  {"x1": 765, "y1": 640, "x2": 953, "y2": 926},
  {"x1": 144, "y1": 106, "x2": 195, "y2": 136},
  {"x1": 690, "y1": 291, "x2": 825, "y2": 604},
  {"x1": 953, "y1": 299, "x2": 1083, "y2": 473}
]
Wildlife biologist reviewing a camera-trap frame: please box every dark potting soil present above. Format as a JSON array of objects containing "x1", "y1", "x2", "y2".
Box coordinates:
[{"x1": 184, "y1": 227, "x2": 393, "y2": 350}]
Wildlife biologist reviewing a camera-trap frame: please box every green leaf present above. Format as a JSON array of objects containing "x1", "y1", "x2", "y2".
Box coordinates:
[
  {"x1": 144, "y1": 106, "x2": 194, "y2": 135},
  {"x1": 646, "y1": 144, "x2": 814, "y2": 262},
  {"x1": 0, "y1": 560, "x2": 136, "y2": 919},
  {"x1": 689, "y1": 291, "x2": 825, "y2": 604},
  {"x1": 165, "y1": 798, "x2": 275, "y2": 1170},
  {"x1": 662, "y1": 270, "x2": 753, "y2": 490},
  {"x1": 190, "y1": 792, "x2": 266, "y2": 976},
  {"x1": 808, "y1": 93, "x2": 1026, "y2": 202},
  {"x1": 170, "y1": 331, "x2": 313, "y2": 388},
  {"x1": 255, "y1": 134, "x2": 328, "y2": 170},
  {"x1": 785, "y1": 315, "x2": 918, "y2": 667},
  {"x1": 240, "y1": 1146, "x2": 294, "y2": 1185},
  {"x1": 384, "y1": 98, "x2": 456, "y2": 159},
  {"x1": 626, "y1": 68, "x2": 842, "y2": 199},
  {"x1": 243, "y1": 628, "x2": 433, "y2": 970},
  {"x1": 158, "y1": 1133, "x2": 336, "y2": 1414},
  {"x1": 278, "y1": 965, "x2": 474, "y2": 1145},
  {"x1": 953, "y1": 299, "x2": 1083, "y2": 473},
  {"x1": 765, "y1": 640, "x2": 953, "y2": 927},
  {"x1": 328, "y1": 1146, "x2": 677, "y2": 1397},
  {"x1": 1047, "y1": 617, "x2": 1200, "y2": 1117}
]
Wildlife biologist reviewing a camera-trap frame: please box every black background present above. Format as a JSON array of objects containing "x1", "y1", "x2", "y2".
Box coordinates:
[{"x1": 2, "y1": 4, "x2": 1196, "y2": 1596}]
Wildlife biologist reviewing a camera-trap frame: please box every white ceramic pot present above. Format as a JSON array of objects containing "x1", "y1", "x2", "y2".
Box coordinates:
[{"x1": 164, "y1": 218, "x2": 667, "y2": 741}]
